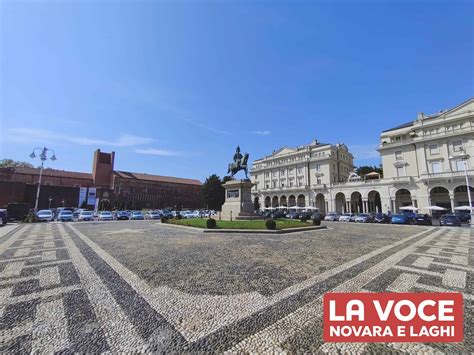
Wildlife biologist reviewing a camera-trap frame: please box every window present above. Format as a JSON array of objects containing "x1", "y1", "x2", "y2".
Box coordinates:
[
  {"x1": 272, "y1": 171, "x2": 277, "y2": 177},
  {"x1": 266, "y1": 184, "x2": 269, "y2": 189},
  {"x1": 272, "y1": 180, "x2": 277, "y2": 188},
  {"x1": 289, "y1": 168, "x2": 294, "y2": 175},
  {"x1": 429, "y1": 144, "x2": 439, "y2": 155},
  {"x1": 431, "y1": 161, "x2": 442, "y2": 174},
  {"x1": 297, "y1": 177, "x2": 304, "y2": 186},
  {"x1": 453, "y1": 140, "x2": 463, "y2": 152},
  {"x1": 317, "y1": 178, "x2": 322, "y2": 184},
  {"x1": 265, "y1": 172, "x2": 269, "y2": 178},
  {"x1": 280, "y1": 170, "x2": 285, "y2": 176},
  {"x1": 396, "y1": 166, "x2": 405, "y2": 177},
  {"x1": 315, "y1": 164, "x2": 321, "y2": 171},
  {"x1": 297, "y1": 166, "x2": 303, "y2": 174},
  {"x1": 289, "y1": 178, "x2": 294, "y2": 187},
  {"x1": 395, "y1": 151, "x2": 403, "y2": 160},
  {"x1": 456, "y1": 160, "x2": 467, "y2": 172}
]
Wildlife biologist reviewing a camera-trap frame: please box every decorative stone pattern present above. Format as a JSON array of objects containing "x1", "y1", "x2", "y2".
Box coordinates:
[{"x1": 0, "y1": 221, "x2": 472, "y2": 353}]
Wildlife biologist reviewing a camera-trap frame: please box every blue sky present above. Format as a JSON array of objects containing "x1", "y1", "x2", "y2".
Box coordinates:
[{"x1": 1, "y1": 0, "x2": 472, "y2": 181}]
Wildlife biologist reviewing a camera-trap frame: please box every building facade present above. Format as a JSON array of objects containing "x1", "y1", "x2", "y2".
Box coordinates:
[
  {"x1": 251, "y1": 98, "x2": 474, "y2": 214},
  {"x1": 0, "y1": 149, "x2": 203, "y2": 210}
]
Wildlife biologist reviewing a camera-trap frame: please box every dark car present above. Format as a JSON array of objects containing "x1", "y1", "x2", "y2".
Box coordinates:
[
  {"x1": 285, "y1": 212, "x2": 300, "y2": 219},
  {"x1": 455, "y1": 212, "x2": 471, "y2": 223},
  {"x1": 414, "y1": 214, "x2": 432, "y2": 226},
  {"x1": 311, "y1": 212, "x2": 326, "y2": 220},
  {"x1": 299, "y1": 211, "x2": 313, "y2": 221},
  {"x1": 374, "y1": 213, "x2": 390, "y2": 223},
  {"x1": 440, "y1": 214, "x2": 461, "y2": 227},
  {"x1": 116, "y1": 211, "x2": 130, "y2": 220},
  {"x1": 270, "y1": 210, "x2": 287, "y2": 219},
  {"x1": 0, "y1": 210, "x2": 7, "y2": 225}
]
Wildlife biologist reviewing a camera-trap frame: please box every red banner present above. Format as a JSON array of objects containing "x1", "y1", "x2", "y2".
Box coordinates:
[{"x1": 323, "y1": 292, "x2": 463, "y2": 342}]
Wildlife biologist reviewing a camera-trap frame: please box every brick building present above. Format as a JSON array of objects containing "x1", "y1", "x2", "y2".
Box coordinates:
[{"x1": 0, "y1": 149, "x2": 203, "y2": 210}]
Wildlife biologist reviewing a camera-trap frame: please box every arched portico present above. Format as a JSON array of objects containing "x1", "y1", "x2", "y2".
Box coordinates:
[
  {"x1": 272, "y1": 196, "x2": 279, "y2": 207},
  {"x1": 280, "y1": 195, "x2": 287, "y2": 207},
  {"x1": 429, "y1": 186, "x2": 451, "y2": 211},
  {"x1": 297, "y1": 194, "x2": 306, "y2": 207},
  {"x1": 395, "y1": 189, "x2": 412, "y2": 212},
  {"x1": 288, "y1": 195, "x2": 296, "y2": 207},
  {"x1": 264, "y1": 196, "x2": 271, "y2": 208},
  {"x1": 315, "y1": 193, "x2": 325, "y2": 213},
  {"x1": 335, "y1": 192, "x2": 346, "y2": 214},
  {"x1": 454, "y1": 185, "x2": 474, "y2": 208},
  {"x1": 350, "y1": 191, "x2": 363, "y2": 213},
  {"x1": 367, "y1": 190, "x2": 382, "y2": 213}
]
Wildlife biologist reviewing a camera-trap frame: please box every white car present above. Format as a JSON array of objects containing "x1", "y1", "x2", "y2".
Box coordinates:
[
  {"x1": 324, "y1": 213, "x2": 339, "y2": 221},
  {"x1": 37, "y1": 209, "x2": 54, "y2": 222},
  {"x1": 57, "y1": 210, "x2": 74, "y2": 222},
  {"x1": 98, "y1": 211, "x2": 114, "y2": 221},
  {"x1": 187, "y1": 211, "x2": 200, "y2": 218},
  {"x1": 78, "y1": 210, "x2": 94, "y2": 221},
  {"x1": 339, "y1": 213, "x2": 356, "y2": 222}
]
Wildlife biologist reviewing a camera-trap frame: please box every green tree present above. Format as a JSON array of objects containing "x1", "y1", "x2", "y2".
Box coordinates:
[
  {"x1": 0, "y1": 159, "x2": 33, "y2": 168},
  {"x1": 202, "y1": 174, "x2": 226, "y2": 210},
  {"x1": 355, "y1": 165, "x2": 383, "y2": 178}
]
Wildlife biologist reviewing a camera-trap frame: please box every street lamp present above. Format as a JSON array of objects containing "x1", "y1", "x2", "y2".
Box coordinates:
[
  {"x1": 450, "y1": 148, "x2": 473, "y2": 227},
  {"x1": 30, "y1": 147, "x2": 57, "y2": 211}
]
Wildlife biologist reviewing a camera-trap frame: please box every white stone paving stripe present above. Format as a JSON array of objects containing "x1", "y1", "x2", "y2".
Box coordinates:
[
  {"x1": 39, "y1": 266, "x2": 61, "y2": 288},
  {"x1": 412, "y1": 256, "x2": 433, "y2": 268},
  {"x1": 57, "y1": 224, "x2": 146, "y2": 352},
  {"x1": 442, "y1": 268, "x2": 467, "y2": 289},
  {"x1": 0, "y1": 261, "x2": 25, "y2": 278},
  {"x1": 0, "y1": 225, "x2": 28, "y2": 253},
  {"x1": 227, "y1": 228, "x2": 444, "y2": 352},
  {"x1": 42, "y1": 250, "x2": 57, "y2": 261},
  {"x1": 13, "y1": 247, "x2": 31, "y2": 258},
  {"x1": 3, "y1": 285, "x2": 81, "y2": 306},
  {"x1": 387, "y1": 273, "x2": 419, "y2": 292},
  {"x1": 31, "y1": 298, "x2": 69, "y2": 353}
]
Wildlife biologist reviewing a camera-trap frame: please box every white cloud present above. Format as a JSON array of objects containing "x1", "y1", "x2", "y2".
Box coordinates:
[
  {"x1": 134, "y1": 148, "x2": 183, "y2": 157},
  {"x1": 183, "y1": 119, "x2": 230, "y2": 135},
  {"x1": 6, "y1": 128, "x2": 153, "y2": 147},
  {"x1": 251, "y1": 130, "x2": 271, "y2": 136}
]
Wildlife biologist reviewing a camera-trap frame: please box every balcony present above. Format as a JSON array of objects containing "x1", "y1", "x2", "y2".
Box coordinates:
[{"x1": 419, "y1": 170, "x2": 474, "y2": 181}]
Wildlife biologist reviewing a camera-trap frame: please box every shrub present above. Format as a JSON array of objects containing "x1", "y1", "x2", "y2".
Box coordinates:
[
  {"x1": 161, "y1": 216, "x2": 169, "y2": 223},
  {"x1": 265, "y1": 218, "x2": 276, "y2": 230},
  {"x1": 300, "y1": 216, "x2": 309, "y2": 222},
  {"x1": 206, "y1": 218, "x2": 217, "y2": 229},
  {"x1": 312, "y1": 217, "x2": 321, "y2": 226}
]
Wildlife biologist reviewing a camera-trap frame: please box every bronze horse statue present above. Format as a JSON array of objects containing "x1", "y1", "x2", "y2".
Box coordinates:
[{"x1": 227, "y1": 151, "x2": 249, "y2": 179}]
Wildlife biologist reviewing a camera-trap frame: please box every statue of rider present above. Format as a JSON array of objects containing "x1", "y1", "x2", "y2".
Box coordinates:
[{"x1": 233, "y1": 146, "x2": 243, "y2": 168}]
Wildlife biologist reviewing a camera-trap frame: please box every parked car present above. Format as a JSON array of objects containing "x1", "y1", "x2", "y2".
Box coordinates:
[
  {"x1": 130, "y1": 211, "x2": 144, "y2": 220},
  {"x1": 339, "y1": 213, "x2": 356, "y2": 222},
  {"x1": 414, "y1": 214, "x2": 432, "y2": 226},
  {"x1": 187, "y1": 210, "x2": 200, "y2": 218},
  {"x1": 145, "y1": 211, "x2": 161, "y2": 220},
  {"x1": 57, "y1": 210, "x2": 74, "y2": 222},
  {"x1": 455, "y1": 212, "x2": 471, "y2": 223},
  {"x1": 98, "y1": 211, "x2": 114, "y2": 221},
  {"x1": 161, "y1": 209, "x2": 173, "y2": 218},
  {"x1": 37, "y1": 209, "x2": 54, "y2": 222},
  {"x1": 374, "y1": 213, "x2": 390, "y2": 224},
  {"x1": 78, "y1": 210, "x2": 94, "y2": 221},
  {"x1": 271, "y1": 210, "x2": 287, "y2": 219},
  {"x1": 440, "y1": 214, "x2": 461, "y2": 227},
  {"x1": 0, "y1": 209, "x2": 8, "y2": 225},
  {"x1": 355, "y1": 213, "x2": 374, "y2": 223},
  {"x1": 116, "y1": 211, "x2": 130, "y2": 220},
  {"x1": 391, "y1": 214, "x2": 414, "y2": 225},
  {"x1": 324, "y1": 212, "x2": 339, "y2": 221},
  {"x1": 286, "y1": 211, "x2": 300, "y2": 219},
  {"x1": 312, "y1": 212, "x2": 326, "y2": 220}
]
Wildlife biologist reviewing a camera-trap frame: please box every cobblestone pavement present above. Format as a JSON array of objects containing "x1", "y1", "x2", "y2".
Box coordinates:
[{"x1": 0, "y1": 222, "x2": 472, "y2": 353}]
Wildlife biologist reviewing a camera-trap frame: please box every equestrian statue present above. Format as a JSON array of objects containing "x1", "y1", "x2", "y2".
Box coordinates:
[{"x1": 227, "y1": 146, "x2": 249, "y2": 179}]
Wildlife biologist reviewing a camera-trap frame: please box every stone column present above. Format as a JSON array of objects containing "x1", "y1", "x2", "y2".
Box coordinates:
[
  {"x1": 450, "y1": 193, "x2": 455, "y2": 213},
  {"x1": 362, "y1": 200, "x2": 368, "y2": 213}
]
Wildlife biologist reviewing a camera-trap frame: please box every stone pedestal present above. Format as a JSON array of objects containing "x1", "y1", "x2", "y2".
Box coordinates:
[{"x1": 220, "y1": 179, "x2": 256, "y2": 220}]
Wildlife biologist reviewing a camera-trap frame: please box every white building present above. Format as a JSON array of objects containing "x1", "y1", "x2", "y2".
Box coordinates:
[{"x1": 251, "y1": 98, "x2": 474, "y2": 214}]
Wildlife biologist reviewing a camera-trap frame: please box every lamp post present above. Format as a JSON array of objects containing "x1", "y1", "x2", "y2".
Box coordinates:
[{"x1": 30, "y1": 147, "x2": 57, "y2": 211}]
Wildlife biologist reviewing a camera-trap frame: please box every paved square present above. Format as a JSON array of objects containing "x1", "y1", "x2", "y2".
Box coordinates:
[{"x1": 0, "y1": 221, "x2": 472, "y2": 353}]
